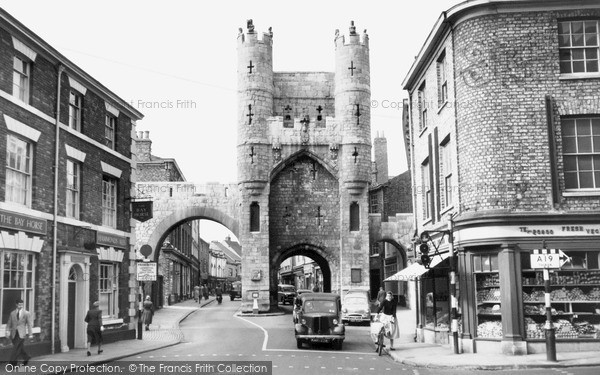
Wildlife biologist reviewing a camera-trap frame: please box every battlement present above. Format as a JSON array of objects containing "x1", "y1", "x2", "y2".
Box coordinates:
[
  {"x1": 237, "y1": 19, "x2": 273, "y2": 46},
  {"x1": 334, "y1": 21, "x2": 369, "y2": 48}
]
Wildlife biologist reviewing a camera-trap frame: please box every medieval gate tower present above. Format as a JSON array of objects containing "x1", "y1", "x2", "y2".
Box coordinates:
[{"x1": 237, "y1": 20, "x2": 371, "y2": 312}]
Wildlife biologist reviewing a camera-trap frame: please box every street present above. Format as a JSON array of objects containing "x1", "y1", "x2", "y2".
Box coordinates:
[{"x1": 120, "y1": 301, "x2": 600, "y2": 375}]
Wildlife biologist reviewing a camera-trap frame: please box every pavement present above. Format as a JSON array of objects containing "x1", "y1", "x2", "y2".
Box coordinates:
[{"x1": 8, "y1": 298, "x2": 600, "y2": 371}]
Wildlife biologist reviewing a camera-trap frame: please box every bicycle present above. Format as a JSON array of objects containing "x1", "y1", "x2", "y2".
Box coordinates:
[
  {"x1": 371, "y1": 313, "x2": 390, "y2": 356},
  {"x1": 376, "y1": 323, "x2": 386, "y2": 356}
]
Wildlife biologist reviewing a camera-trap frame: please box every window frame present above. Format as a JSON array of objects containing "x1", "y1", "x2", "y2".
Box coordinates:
[
  {"x1": 440, "y1": 138, "x2": 453, "y2": 210},
  {"x1": 349, "y1": 202, "x2": 360, "y2": 232},
  {"x1": 101, "y1": 176, "x2": 117, "y2": 228},
  {"x1": 558, "y1": 19, "x2": 600, "y2": 76},
  {"x1": 66, "y1": 159, "x2": 81, "y2": 219},
  {"x1": 68, "y1": 90, "x2": 83, "y2": 131},
  {"x1": 1, "y1": 251, "x2": 35, "y2": 326},
  {"x1": 104, "y1": 114, "x2": 116, "y2": 150},
  {"x1": 561, "y1": 116, "x2": 600, "y2": 191},
  {"x1": 437, "y1": 51, "x2": 448, "y2": 107},
  {"x1": 249, "y1": 202, "x2": 260, "y2": 232},
  {"x1": 422, "y1": 161, "x2": 431, "y2": 221},
  {"x1": 12, "y1": 55, "x2": 30, "y2": 103},
  {"x1": 99, "y1": 262, "x2": 119, "y2": 318},
  {"x1": 418, "y1": 82, "x2": 427, "y2": 132},
  {"x1": 5, "y1": 134, "x2": 33, "y2": 207}
]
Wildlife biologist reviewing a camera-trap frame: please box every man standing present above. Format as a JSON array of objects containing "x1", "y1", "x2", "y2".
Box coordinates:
[
  {"x1": 376, "y1": 287, "x2": 386, "y2": 306},
  {"x1": 5, "y1": 298, "x2": 33, "y2": 366}
]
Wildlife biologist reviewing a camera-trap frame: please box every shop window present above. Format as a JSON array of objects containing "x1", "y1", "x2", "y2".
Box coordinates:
[
  {"x1": 473, "y1": 254, "x2": 501, "y2": 339},
  {"x1": 250, "y1": 202, "x2": 260, "y2": 232},
  {"x1": 423, "y1": 268, "x2": 450, "y2": 332},
  {"x1": 1, "y1": 252, "x2": 35, "y2": 325},
  {"x1": 521, "y1": 250, "x2": 600, "y2": 340}
]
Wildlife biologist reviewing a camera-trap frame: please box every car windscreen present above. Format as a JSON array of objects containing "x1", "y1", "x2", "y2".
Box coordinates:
[
  {"x1": 344, "y1": 296, "x2": 366, "y2": 305},
  {"x1": 281, "y1": 286, "x2": 295, "y2": 292},
  {"x1": 303, "y1": 300, "x2": 337, "y2": 314}
]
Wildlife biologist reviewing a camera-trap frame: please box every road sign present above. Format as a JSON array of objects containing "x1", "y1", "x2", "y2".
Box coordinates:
[
  {"x1": 530, "y1": 248, "x2": 570, "y2": 269},
  {"x1": 136, "y1": 262, "x2": 157, "y2": 281}
]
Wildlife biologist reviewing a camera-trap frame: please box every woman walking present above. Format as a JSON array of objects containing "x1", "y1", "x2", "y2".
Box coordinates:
[
  {"x1": 142, "y1": 295, "x2": 154, "y2": 331},
  {"x1": 84, "y1": 301, "x2": 103, "y2": 356}
]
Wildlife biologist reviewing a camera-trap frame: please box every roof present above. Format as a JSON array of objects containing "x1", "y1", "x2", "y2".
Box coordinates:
[
  {"x1": 402, "y1": 0, "x2": 600, "y2": 90},
  {"x1": 210, "y1": 241, "x2": 241, "y2": 262},
  {"x1": 0, "y1": 7, "x2": 143, "y2": 120}
]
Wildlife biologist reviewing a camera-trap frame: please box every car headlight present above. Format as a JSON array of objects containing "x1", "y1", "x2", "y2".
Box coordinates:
[
  {"x1": 301, "y1": 318, "x2": 306, "y2": 325},
  {"x1": 333, "y1": 319, "x2": 338, "y2": 325},
  {"x1": 342, "y1": 308, "x2": 347, "y2": 313}
]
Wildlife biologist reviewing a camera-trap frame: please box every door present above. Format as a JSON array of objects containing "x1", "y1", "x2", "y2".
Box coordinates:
[{"x1": 67, "y1": 281, "x2": 76, "y2": 348}]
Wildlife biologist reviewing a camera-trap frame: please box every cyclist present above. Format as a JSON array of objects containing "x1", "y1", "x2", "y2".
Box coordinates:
[{"x1": 376, "y1": 291, "x2": 399, "y2": 350}]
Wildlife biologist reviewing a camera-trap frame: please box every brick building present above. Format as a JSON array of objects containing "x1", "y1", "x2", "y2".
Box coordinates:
[
  {"x1": 237, "y1": 20, "x2": 372, "y2": 311},
  {"x1": 134, "y1": 131, "x2": 206, "y2": 306},
  {"x1": 0, "y1": 8, "x2": 143, "y2": 357},
  {"x1": 403, "y1": 0, "x2": 600, "y2": 355}
]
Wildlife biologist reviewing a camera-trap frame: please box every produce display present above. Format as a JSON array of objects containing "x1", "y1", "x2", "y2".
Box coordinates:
[
  {"x1": 477, "y1": 320, "x2": 502, "y2": 338},
  {"x1": 476, "y1": 273, "x2": 499, "y2": 288},
  {"x1": 523, "y1": 271, "x2": 600, "y2": 286},
  {"x1": 523, "y1": 288, "x2": 600, "y2": 302},
  {"x1": 477, "y1": 288, "x2": 501, "y2": 302}
]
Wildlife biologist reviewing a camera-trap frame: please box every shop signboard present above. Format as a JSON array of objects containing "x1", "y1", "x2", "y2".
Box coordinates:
[{"x1": 530, "y1": 248, "x2": 569, "y2": 269}]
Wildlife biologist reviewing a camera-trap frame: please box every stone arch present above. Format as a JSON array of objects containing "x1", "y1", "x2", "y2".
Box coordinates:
[
  {"x1": 374, "y1": 238, "x2": 408, "y2": 267},
  {"x1": 271, "y1": 243, "x2": 334, "y2": 304},
  {"x1": 373, "y1": 238, "x2": 409, "y2": 306},
  {"x1": 270, "y1": 149, "x2": 338, "y2": 182},
  {"x1": 146, "y1": 206, "x2": 239, "y2": 261}
]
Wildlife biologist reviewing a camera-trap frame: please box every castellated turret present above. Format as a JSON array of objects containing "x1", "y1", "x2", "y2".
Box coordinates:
[
  {"x1": 335, "y1": 21, "x2": 371, "y2": 194},
  {"x1": 237, "y1": 20, "x2": 274, "y2": 193}
]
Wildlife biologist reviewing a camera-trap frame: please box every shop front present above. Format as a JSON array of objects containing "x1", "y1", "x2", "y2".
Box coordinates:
[{"x1": 456, "y1": 219, "x2": 600, "y2": 355}]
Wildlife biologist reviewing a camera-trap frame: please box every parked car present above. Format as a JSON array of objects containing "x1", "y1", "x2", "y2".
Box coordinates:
[
  {"x1": 294, "y1": 293, "x2": 345, "y2": 350},
  {"x1": 229, "y1": 281, "x2": 242, "y2": 301},
  {"x1": 293, "y1": 289, "x2": 313, "y2": 323},
  {"x1": 278, "y1": 284, "x2": 296, "y2": 305},
  {"x1": 341, "y1": 289, "x2": 371, "y2": 324}
]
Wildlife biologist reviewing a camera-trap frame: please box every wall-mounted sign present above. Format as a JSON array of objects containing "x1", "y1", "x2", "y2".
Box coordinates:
[
  {"x1": 530, "y1": 248, "x2": 570, "y2": 269},
  {"x1": 97, "y1": 232, "x2": 128, "y2": 249},
  {"x1": 137, "y1": 262, "x2": 157, "y2": 281},
  {"x1": 0, "y1": 209, "x2": 46, "y2": 235},
  {"x1": 251, "y1": 269, "x2": 262, "y2": 281},
  {"x1": 132, "y1": 200, "x2": 153, "y2": 222}
]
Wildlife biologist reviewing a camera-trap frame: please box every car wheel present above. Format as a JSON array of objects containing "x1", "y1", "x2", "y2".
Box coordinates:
[
  {"x1": 296, "y1": 339, "x2": 303, "y2": 349},
  {"x1": 230, "y1": 296, "x2": 234, "y2": 301}
]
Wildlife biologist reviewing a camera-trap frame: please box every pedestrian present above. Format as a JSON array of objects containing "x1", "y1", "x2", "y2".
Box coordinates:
[
  {"x1": 84, "y1": 301, "x2": 103, "y2": 356},
  {"x1": 194, "y1": 286, "x2": 200, "y2": 303},
  {"x1": 376, "y1": 291, "x2": 399, "y2": 350},
  {"x1": 376, "y1": 287, "x2": 386, "y2": 307},
  {"x1": 5, "y1": 298, "x2": 33, "y2": 366},
  {"x1": 141, "y1": 295, "x2": 154, "y2": 331},
  {"x1": 202, "y1": 285, "x2": 209, "y2": 300}
]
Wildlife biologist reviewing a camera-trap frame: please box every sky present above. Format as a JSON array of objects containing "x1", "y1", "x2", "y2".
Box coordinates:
[{"x1": 2, "y1": 0, "x2": 460, "y2": 241}]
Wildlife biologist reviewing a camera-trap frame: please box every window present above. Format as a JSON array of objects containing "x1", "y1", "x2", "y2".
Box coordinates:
[
  {"x1": 351, "y1": 268, "x2": 362, "y2": 283},
  {"x1": 440, "y1": 139, "x2": 453, "y2": 209},
  {"x1": 12, "y1": 56, "x2": 30, "y2": 103},
  {"x1": 104, "y1": 115, "x2": 116, "y2": 150},
  {"x1": 422, "y1": 161, "x2": 431, "y2": 220},
  {"x1": 250, "y1": 202, "x2": 260, "y2": 232},
  {"x1": 6, "y1": 135, "x2": 32, "y2": 207},
  {"x1": 418, "y1": 82, "x2": 427, "y2": 131},
  {"x1": 369, "y1": 192, "x2": 379, "y2": 213},
  {"x1": 68, "y1": 91, "x2": 83, "y2": 131},
  {"x1": 66, "y1": 159, "x2": 80, "y2": 219},
  {"x1": 349, "y1": 202, "x2": 360, "y2": 231},
  {"x1": 102, "y1": 176, "x2": 117, "y2": 228},
  {"x1": 562, "y1": 117, "x2": 600, "y2": 189},
  {"x1": 99, "y1": 263, "x2": 118, "y2": 318},
  {"x1": 1, "y1": 252, "x2": 35, "y2": 325},
  {"x1": 437, "y1": 51, "x2": 447, "y2": 106},
  {"x1": 559, "y1": 20, "x2": 599, "y2": 74}
]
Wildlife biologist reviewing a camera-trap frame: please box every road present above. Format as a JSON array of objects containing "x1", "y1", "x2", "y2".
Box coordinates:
[{"x1": 121, "y1": 300, "x2": 600, "y2": 375}]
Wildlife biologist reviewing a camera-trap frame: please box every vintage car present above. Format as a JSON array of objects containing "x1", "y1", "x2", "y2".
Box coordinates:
[
  {"x1": 278, "y1": 284, "x2": 296, "y2": 305},
  {"x1": 341, "y1": 289, "x2": 372, "y2": 324},
  {"x1": 229, "y1": 281, "x2": 242, "y2": 301},
  {"x1": 294, "y1": 293, "x2": 345, "y2": 350}
]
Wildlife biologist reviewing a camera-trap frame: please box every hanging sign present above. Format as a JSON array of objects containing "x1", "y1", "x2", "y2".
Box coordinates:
[{"x1": 132, "y1": 201, "x2": 153, "y2": 222}]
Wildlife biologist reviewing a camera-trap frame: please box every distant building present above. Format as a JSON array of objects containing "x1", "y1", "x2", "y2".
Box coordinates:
[
  {"x1": 0, "y1": 8, "x2": 143, "y2": 357},
  {"x1": 209, "y1": 237, "x2": 241, "y2": 291}
]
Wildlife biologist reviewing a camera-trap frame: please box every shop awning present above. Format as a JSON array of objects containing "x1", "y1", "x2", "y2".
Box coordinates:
[{"x1": 384, "y1": 252, "x2": 450, "y2": 282}]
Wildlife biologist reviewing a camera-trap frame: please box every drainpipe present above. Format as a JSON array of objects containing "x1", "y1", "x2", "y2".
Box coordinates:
[{"x1": 51, "y1": 64, "x2": 64, "y2": 354}]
